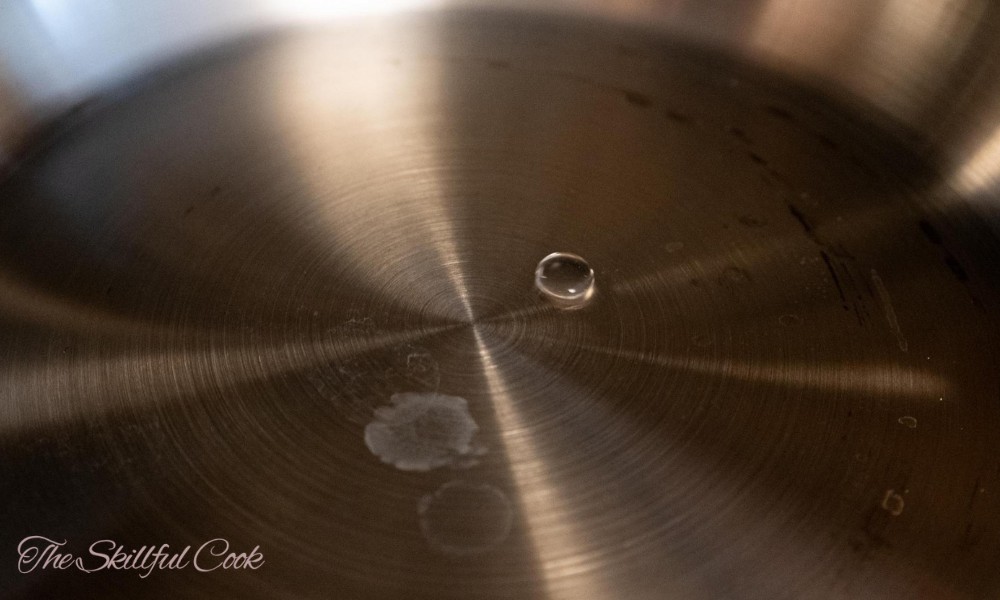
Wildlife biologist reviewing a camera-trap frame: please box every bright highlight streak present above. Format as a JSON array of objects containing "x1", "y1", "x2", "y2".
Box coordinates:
[
  {"x1": 951, "y1": 125, "x2": 1000, "y2": 196},
  {"x1": 473, "y1": 329, "x2": 611, "y2": 599},
  {"x1": 579, "y1": 344, "x2": 949, "y2": 399}
]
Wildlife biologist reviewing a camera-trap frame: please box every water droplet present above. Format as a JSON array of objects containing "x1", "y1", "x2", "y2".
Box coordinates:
[
  {"x1": 364, "y1": 392, "x2": 486, "y2": 471},
  {"x1": 535, "y1": 252, "x2": 595, "y2": 309},
  {"x1": 418, "y1": 481, "x2": 514, "y2": 555},
  {"x1": 897, "y1": 416, "x2": 917, "y2": 429}
]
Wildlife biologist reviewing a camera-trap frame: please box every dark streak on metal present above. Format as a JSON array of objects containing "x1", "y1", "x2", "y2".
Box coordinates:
[
  {"x1": 820, "y1": 250, "x2": 849, "y2": 307},
  {"x1": 944, "y1": 254, "x2": 970, "y2": 282},
  {"x1": 918, "y1": 219, "x2": 943, "y2": 245},
  {"x1": 789, "y1": 203, "x2": 814, "y2": 235}
]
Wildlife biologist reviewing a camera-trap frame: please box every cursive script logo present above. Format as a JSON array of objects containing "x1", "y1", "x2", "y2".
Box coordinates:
[{"x1": 17, "y1": 536, "x2": 264, "y2": 578}]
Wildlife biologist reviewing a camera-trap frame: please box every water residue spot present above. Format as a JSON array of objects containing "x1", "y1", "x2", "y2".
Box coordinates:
[
  {"x1": 881, "y1": 489, "x2": 905, "y2": 516},
  {"x1": 385, "y1": 344, "x2": 441, "y2": 394},
  {"x1": 535, "y1": 252, "x2": 595, "y2": 309},
  {"x1": 898, "y1": 416, "x2": 917, "y2": 429},
  {"x1": 364, "y1": 392, "x2": 485, "y2": 471},
  {"x1": 334, "y1": 311, "x2": 376, "y2": 333},
  {"x1": 664, "y1": 241, "x2": 685, "y2": 253},
  {"x1": 406, "y1": 352, "x2": 433, "y2": 374},
  {"x1": 418, "y1": 481, "x2": 514, "y2": 555}
]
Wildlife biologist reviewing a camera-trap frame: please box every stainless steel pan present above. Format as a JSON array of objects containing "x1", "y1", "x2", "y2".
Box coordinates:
[{"x1": 1, "y1": 1, "x2": 998, "y2": 598}]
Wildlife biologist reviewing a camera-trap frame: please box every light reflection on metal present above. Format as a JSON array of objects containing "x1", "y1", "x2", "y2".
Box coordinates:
[
  {"x1": 744, "y1": 0, "x2": 988, "y2": 122},
  {"x1": 951, "y1": 124, "x2": 1000, "y2": 196},
  {"x1": 579, "y1": 344, "x2": 950, "y2": 399},
  {"x1": 271, "y1": 31, "x2": 474, "y2": 321},
  {"x1": 0, "y1": 325, "x2": 458, "y2": 431},
  {"x1": 474, "y1": 328, "x2": 614, "y2": 600}
]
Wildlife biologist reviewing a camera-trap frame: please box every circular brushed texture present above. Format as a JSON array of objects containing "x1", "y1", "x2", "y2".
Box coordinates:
[{"x1": 1, "y1": 11, "x2": 998, "y2": 600}]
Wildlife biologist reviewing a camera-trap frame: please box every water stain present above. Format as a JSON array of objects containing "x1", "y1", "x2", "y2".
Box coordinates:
[
  {"x1": 389, "y1": 343, "x2": 441, "y2": 393},
  {"x1": 898, "y1": 416, "x2": 917, "y2": 429},
  {"x1": 778, "y1": 314, "x2": 803, "y2": 326},
  {"x1": 418, "y1": 480, "x2": 514, "y2": 555},
  {"x1": 332, "y1": 311, "x2": 376, "y2": 334},
  {"x1": 365, "y1": 392, "x2": 486, "y2": 472},
  {"x1": 881, "y1": 489, "x2": 905, "y2": 516}
]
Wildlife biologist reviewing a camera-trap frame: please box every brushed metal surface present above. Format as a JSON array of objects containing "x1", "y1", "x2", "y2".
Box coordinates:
[
  {"x1": 3, "y1": 0, "x2": 1000, "y2": 188},
  {"x1": 1, "y1": 10, "x2": 999, "y2": 600}
]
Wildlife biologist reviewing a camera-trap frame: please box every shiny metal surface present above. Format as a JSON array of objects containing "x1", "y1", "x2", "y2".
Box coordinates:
[{"x1": 1, "y1": 5, "x2": 1000, "y2": 600}]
